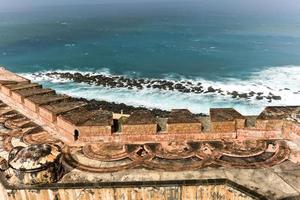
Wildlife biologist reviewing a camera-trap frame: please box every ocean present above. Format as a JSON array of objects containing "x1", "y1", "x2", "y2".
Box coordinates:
[{"x1": 1, "y1": 1, "x2": 300, "y2": 114}]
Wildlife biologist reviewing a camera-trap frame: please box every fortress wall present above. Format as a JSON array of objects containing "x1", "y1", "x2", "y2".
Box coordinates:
[
  {"x1": 57, "y1": 117, "x2": 77, "y2": 137},
  {"x1": 23, "y1": 98, "x2": 39, "y2": 113},
  {"x1": 166, "y1": 123, "x2": 202, "y2": 134},
  {"x1": 236, "y1": 119, "x2": 246, "y2": 129},
  {"x1": 57, "y1": 116, "x2": 112, "y2": 141},
  {"x1": 255, "y1": 120, "x2": 267, "y2": 130},
  {"x1": 0, "y1": 185, "x2": 254, "y2": 200},
  {"x1": 39, "y1": 106, "x2": 57, "y2": 123},
  {"x1": 283, "y1": 121, "x2": 300, "y2": 138},
  {"x1": 236, "y1": 129, "x2": 283, "y2": 140},
  {"x1": 58, "y1": 127, "x2": 76, "y2": 142},
  {"x1": 0, "y1": 81, "x2": 291, "y2": 144},
  {"x1": 0, "y1": 69, "x2": 298, "y2": 145},
  {"x1": 78, "y1": 132, "x2": 238, "y2": 143},
  {"x1": 1, "y1": 85, "x2": 13, "y2": 97},
  {"x1": 10, "y1": 91, "x2": 24, "y2": 104},
  {"x1": 77, "y1": 126, "x2": 112, "y2": 137},
  {"x1": 122, "y1": 124, "x2": 157, "y2": 135},
  {"x1": 211, "y1": 121, "x2": 236, "y2": 132},
  {"x1": 266, "y1": 120, "x2": 284, "y2": 131},
  {"x1": 0, "y1": 67, "x2": 29, "y2": 83},
  {"x1": 255, "y1": 119, "x2": 284, "y2": 131}
]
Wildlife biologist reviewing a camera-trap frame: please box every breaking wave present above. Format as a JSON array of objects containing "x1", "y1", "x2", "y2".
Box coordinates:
[{"x1": 20, "y1": 65, "x2": 300, "y2": 115}]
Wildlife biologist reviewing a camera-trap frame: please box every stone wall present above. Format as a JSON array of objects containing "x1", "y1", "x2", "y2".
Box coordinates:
[
  {"x1": 211, "y1": 119, "x2": 246, "y2": 133},
  {"x1": 57, "y1": 116, "x2": 112, "y2": 142},
  {"x1": 10, "y1": 92, "x2": 23, "y2": 104},
  {"x1": 122, "y1": 124, "x2": 157, "y2": 135},
  {"x1": 166, "y1": 123, "x2": 202, "y2": 134},
  {"x1": 57, "y1": 116, "x2": 77, "y2": 140},
  {"x1": 256, "y1": 119, "x2": 284, "y2": 131},
  {"x1": 39, "y1": 106, "x2": 57, "y2": 123},
  {"x1": 23, "y1": 98, "x2": 39, "y2": 112},
  {"x1": 0, "y1": 184, "x2": 255, "y2": 200},
  {"x1": 77, "y1": 126, "x2": 112, "y2": 137},
  {"x1": 236, "y1": 119, "x2": 246, "y2": 129},
  {"x1": 211, "y1": 121, "x2": 236, "y2": 132}
]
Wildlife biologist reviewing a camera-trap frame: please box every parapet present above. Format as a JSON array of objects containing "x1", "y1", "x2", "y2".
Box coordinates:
[
  {"x1": 24, "y1": 93, "x2": 70, "y2": 112},
  {"x1": 0, "y1": 93, "x2": 298, "y2": 200},
  {"x1": 11, "y1": 87, "x2": 55, "y2": 103},
  {"x1": 210, "y1": 108, "x2": 245, "y2": 132},
  {"x1": 167, "y1": 109, "x2": 202, "y2": 134},
  {"x1": 257, "y1": 106, "x2": 300, "y2": 121},
  {"x1": 0, "y1": 67, "x2": 29, "y2": 83},
  {"x1": 256, "y1": 106, "x2": 300, "y2": 130},
  {"x1": 1, "y1": 83, "x2": 41, "y2": 96},
  {"x1": 39, "y1": 99, "x2": 87, "y2": 122},
  {"x1": 122, "y1": 110, "x2": 157, "y2": 135},
  {"x1": 57, "y1": 106, "x2": 113, "y2": 141},
  {"x1": 0, "y1": 68, "x2": 299, "y2": 144}
]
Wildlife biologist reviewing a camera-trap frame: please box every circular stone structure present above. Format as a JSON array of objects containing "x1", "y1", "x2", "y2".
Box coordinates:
[{"x1": 8, "y1": 144, "x2": 63, "y2": 185}]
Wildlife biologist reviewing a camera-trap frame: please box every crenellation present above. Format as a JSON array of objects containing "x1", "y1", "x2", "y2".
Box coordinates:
[
  {"x1": 1, "y1": 83, "x2": 41, "y2": 97},
  {"x1": 11, "y1": 88, "x2": 55, "y2": 104},
  {"x1": 210, "y1": 108, "x2": 246, "y2": 132},
  {"x1": 57, "y1": 106, "x2": 114, "y2": 141},
  {"x1": 24, "y1": 93, "x2": 70, "y2": 113},
  {"x1": 166, "y1": 109, "x2": 202, "y2": 134},
  {"x1": 0, "y1": 69, "x2": 298, "y2": 143},
  {"x1": 39, "y1": 99, "x2": 87, "y2": 123},
  {"x1": 122, "y1": 110, "x2": 157, "y2": 135}
]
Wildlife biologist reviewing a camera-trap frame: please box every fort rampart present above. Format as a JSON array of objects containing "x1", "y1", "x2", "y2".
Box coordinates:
[{"x1": 0, "y1": 67, "x2": 299, "y2": 146}]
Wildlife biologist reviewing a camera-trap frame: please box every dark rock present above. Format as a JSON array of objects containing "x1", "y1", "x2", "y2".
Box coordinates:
[
  {"x1": 272, "y1": 95, "x2": 281, "y2": 100},
  {"x1": 249, "y1": 91, "x2": 255, "y2": 96},
  {"x1": 72, "y1": 97, "x2": 206, "y2": 118},
  {"x1": 256, "y1": 96, "x2": 263, "y2": 100},
  {"x1": 231, "y1": 91, "x2": 238, "y2": 98},
  {"x1": 238, "y1": 93, "x2": 248, "y2": 98},
  {"x1": 206, "y1": 86, "x2": 216, "y2": 93}
]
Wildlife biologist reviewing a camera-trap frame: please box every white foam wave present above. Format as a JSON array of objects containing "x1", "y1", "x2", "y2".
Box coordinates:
[{"x1": 20, "y1": 65, "x2": 300, "y2": 115}]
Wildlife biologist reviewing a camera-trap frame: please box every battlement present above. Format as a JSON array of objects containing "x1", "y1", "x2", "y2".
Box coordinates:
[{"x1": 0, "y1": 68, "x2": 299, "y2": 145}]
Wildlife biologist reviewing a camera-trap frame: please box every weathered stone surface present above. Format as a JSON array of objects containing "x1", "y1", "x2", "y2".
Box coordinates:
[{"x1": 7, "y1": 144, "x2": 63, "y2": 185}]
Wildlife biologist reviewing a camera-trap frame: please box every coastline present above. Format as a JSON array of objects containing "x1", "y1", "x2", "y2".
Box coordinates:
[
  {"x1": 19, "y1": 67, "x2": 300, "y2": 115},
  {"x1": 33, "y1": 71, "x2": 283, "y2": 102},
  {"x1": 73, "y1": 97, "x2": 207, "y2": 117}
]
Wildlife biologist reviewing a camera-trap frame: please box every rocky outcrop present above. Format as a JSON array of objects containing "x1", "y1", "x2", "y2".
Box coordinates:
[{"x1": 33, "y1": 72, "x2": 283, "y2": 102}]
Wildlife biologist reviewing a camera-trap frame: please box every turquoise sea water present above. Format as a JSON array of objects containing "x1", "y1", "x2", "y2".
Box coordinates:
[{"x1": 1, "y1": 2, "x2": 300, "y2": 114}]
